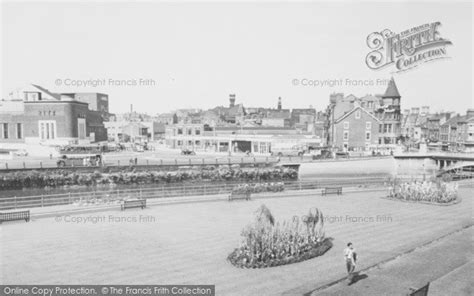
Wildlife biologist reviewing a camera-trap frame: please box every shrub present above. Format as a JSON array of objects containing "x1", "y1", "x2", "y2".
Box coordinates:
[
  {"x1": 232, "y1": 182, "x2": 285, "y2": 194},
  {"x1": 228, "y1": 205, "x2": 332, "y2": 268},
  {"x1": 0, "y1": 166, "x2": 298, "y2": 190},
  {"x1": 387, "y1": 178, "x2": 458, "y2": 203}
]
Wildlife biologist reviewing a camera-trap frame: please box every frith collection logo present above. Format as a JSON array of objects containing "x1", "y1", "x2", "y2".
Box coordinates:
[{"x1": 365, "y1": 22, "x2": 452, "y2": 73}]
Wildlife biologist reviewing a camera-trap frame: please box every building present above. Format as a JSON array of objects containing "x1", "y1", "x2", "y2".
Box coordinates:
[
  {"x1": 0, "y1": 84, "x2": 107, "y2": 149},
  {"x1": 165, "y1": 123, "x2": 321, "y2": 154},
  {"x1": 426, "y1": 112, "x2": 454, "y2": 143},
  {"x1": 326, "y1": 77, "x2": 402, "y2": 150},
  {"x1": 401, "y1": 106, "x2": 430, "y2": 143},
  {"x1": 105, "y1": 118, "x2": 166, "y2": 142},
  {"x1": 61, "y1": 92, "x2": 110, "y2": 120},
  {"x1": 440, "y1": 109, "x2": 474, "y2": 152},
  {"x1": 332, "y1": 106, "x2": 381, "y2": 151}
]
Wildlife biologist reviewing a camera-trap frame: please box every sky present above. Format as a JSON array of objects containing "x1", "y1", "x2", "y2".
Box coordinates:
[{"x1": 1, "y1": 1, "x2": 473, "y2": 115}]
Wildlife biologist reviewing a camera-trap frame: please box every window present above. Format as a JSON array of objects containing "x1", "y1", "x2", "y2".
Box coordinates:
[
  {"x1": 2, "y1": 123, "x2": 8, "y2": 139},
  {"x1": 177, "y1": 140, "x2": 183, "y2": 146},
  {"x1": 366, "y1": 131, "x2": 371, "y2": 141},
  {"x1": 195, "y1": 129, "x2": 200, "y2": 135},
  {"x1": 343, "y1": 131, "x2": 349, "y2": 141},
  {"x1": 17, "y1": 123, "x2": 22, "y2": 139},
  {"x1": 187, "y1": 128, "x2": 192, "y2": 135},
  {"x1": 78, "y1": 119, "x2": 85, "y2": 140},
  {"x1": 366, "y1": 122, "x2": 372, "y2": 130},
  {"x1": 195, "y1": 140, "x2": 201, "y2": 146},
  {"x1": 188, "y1": 140, "x2": 193, "y2": 146},
  {"x1": 177, "y1": 128, "x2": 183, "y2": 135},
  {"x1": 343, "y1": 122, "x2": 349, "y2": 129},
  {"x1": 379, "y1": 124, "x2": 383, "y2": 133},
  {"x1": 39, "y1": 120, "x2": 56, "y2": 140},
  {"x1": 355, "y1": 110, "x2": 361, "y2": 119}
]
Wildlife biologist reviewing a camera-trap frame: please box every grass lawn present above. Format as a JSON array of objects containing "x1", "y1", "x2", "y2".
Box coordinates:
[{"x1": 0, "y1": 188, "x2": 471, "y2": 296}]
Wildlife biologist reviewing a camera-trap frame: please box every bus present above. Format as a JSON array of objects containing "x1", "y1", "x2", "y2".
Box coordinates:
[{"x1": 58, "y1": 144, "x2": 107, "y2": 157}]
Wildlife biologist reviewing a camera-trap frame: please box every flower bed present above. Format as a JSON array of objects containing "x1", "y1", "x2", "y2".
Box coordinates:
[
  {"x1": 387, "y1": 179, "x2": 459, "y2": 204},
  {"x1": 228, "y1": 205, "x2": 332, "y2": 268},
  {"x1": 231, "y1": 182, "x2": 285, "y2": 194},
  {"x1": 0, "y1": 166, "x2": 298, "y2": 190}
]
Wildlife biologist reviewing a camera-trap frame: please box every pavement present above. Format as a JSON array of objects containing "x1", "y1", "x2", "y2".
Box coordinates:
[
  {"x1": 1, "y1": 188, "x2": 472, "y2": 295},
  {"x1": 310, "y1": 226, "x2": 473, "y2": 296}
]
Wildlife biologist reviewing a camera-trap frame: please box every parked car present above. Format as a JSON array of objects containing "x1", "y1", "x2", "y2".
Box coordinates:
[
  {"x1": 312, "y1": 149, "x2": 333, "y2": 160},
  {"x1": 271, "y1": 146, "x2": 305, "y2": 157},
  {"x1": 181, "y1": 149, "x2": 196, "y2": 155},
  {"x1": 13, "y1": 149, "x2": 28, "y2": 157},
  {"x1": 335, "y1": 151, "x2": 350, "y2": 158}
]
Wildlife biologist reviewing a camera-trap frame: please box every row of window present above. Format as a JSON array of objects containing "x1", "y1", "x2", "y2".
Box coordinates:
[
  {"x1": 343, "y1": 121, "x2": 372, "y2": 130},
  {"x1": 39, "y1": 110, "x2": 56, "y2": 116},
  {"x1": 39, "y1": 121, "x2": 56, "y2": 140},
  {"x1": 343, "y1": 131, "x2": 371, "y2": 141},
  {"x1": 177, "y1": 128, "x2": 201, "y2": 136},
  {"x1": 0, "y1": 123, "x2": 23, "y2": 139}
]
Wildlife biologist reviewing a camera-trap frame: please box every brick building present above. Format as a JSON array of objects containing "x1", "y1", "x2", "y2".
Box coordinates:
[
  {"x1": 332, "y1": 106, "x2": 380, "y2": 151},
  {"x1": 326, "y1": 78, "x2": 402, "y2": 150},
  {"x1": 0, "y1": 84, "x2": 107, "y2": 147}
]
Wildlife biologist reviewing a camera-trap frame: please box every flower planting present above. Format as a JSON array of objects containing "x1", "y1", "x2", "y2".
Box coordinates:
[
  {"x1": 228, "y1": 205, "x2": 332, "y2": 268},
  {"x1": 0, "y1": 166, "x2": 298, "y2": 190},
  {"x1": 387, "y1": 179, "x2": 459, "y2": 204},
  {"x1": 231, "y1": 182, "x2": 285, "y2": 194}
]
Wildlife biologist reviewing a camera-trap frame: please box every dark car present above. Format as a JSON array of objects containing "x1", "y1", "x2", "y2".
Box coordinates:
[
  {"x1": 312, "y1": 149, "x2": 333, "y2": 160},
  {"x1": 180, "y1": 149, "x2": 196, "y2": 155},
  {"x1": 335, "y1": 151, "x2": 350, "y2": 158}
]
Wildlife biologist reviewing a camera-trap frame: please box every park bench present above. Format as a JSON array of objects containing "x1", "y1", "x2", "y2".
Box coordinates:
[
  {"x1": 121, "y1": 199, "x2": 146, "y2": 211},
  {"x1": 0, "y1": 210, "x2": 30, "y2": 224},
  {"x1": 228, "y1": 192, "x2": 251, "y2": 201},
  {"x1": 408, "y1": 282, "x2": 430, "y2": 296},
  {"x1": 322, "y1": 187, "x2": 342, "y2": 196}
]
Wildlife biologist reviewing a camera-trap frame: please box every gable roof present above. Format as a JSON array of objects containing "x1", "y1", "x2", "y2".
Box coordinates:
[
  {"x1": 335, "y1": 106, "x2": 381, "y2": 123},
  {"x1": 31, "y1": 84, "x2": 61, "y2": 100},
  {"x1": 383, "y1": 78, "x2": 401, "y2": 98}
]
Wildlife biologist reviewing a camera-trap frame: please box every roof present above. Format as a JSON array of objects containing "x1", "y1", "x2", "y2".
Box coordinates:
[
  {"x1": 31, "y1": 84, "x2": 61, "y2": 100},
  {"x1": 335, "y1": 106, "x2": 381, "y2": 123},
  {"x1": 383, "y1": 78, "x2": 401, "y2": 98}
]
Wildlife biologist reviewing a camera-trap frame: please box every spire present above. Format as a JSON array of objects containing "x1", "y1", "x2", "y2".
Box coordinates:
[{"x1": 383, "y1": 77, "x2": 401, "y2": 98}]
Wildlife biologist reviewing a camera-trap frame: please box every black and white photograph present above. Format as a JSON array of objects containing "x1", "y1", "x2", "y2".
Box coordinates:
[{"x1": 0, "y1": 1, "x2": 473, "y2": 295}]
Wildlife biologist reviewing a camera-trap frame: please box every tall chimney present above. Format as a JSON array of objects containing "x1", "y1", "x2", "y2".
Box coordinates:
[
  {"x1": 130, "y1": 104, "x2": 133, "y2": 113},
  {"x1": 229, "y1": 94, "x2": 236, "y2": 108},
  {"x1": 278, "y1": 97, "x2": 282, "y2": 110}
]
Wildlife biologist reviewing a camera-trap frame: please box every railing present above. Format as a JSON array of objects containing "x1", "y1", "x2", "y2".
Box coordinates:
[
  {"x1": 0, "y1": 177, "x2": 391, "y2": 210},
  {"x1": 0, "y1": 156, "x2": 280, "y2": 170}
]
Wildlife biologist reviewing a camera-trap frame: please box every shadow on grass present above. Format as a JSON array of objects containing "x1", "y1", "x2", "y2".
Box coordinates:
[
  {"x1": 302, "y1": 272, "x2": 369, "y2": 296},
  {"x1": 349, "y1": 272, "x2": 368, "y2": 285}
]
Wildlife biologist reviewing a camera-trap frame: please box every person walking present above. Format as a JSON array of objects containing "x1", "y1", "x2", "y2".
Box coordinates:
[{"x1": 344, "y1": 242, "x2": 357, "y2": 284}]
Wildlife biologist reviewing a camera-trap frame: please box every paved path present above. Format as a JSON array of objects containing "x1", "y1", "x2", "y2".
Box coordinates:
[
  {"x1": 1, "y1": 188, "x2": 472, "y2": 296},
  {"x1": 310, "y1": 227, "x2": 473, "y2": 295}
]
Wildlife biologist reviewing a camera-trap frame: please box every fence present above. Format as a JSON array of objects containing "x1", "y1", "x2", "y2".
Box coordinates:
[
  {"x1": 0, "y1": 156, "x2": 281, "y2": 171},
  {"x1": 0, "y1": 177, "x2": 392, "y2": 210}
]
